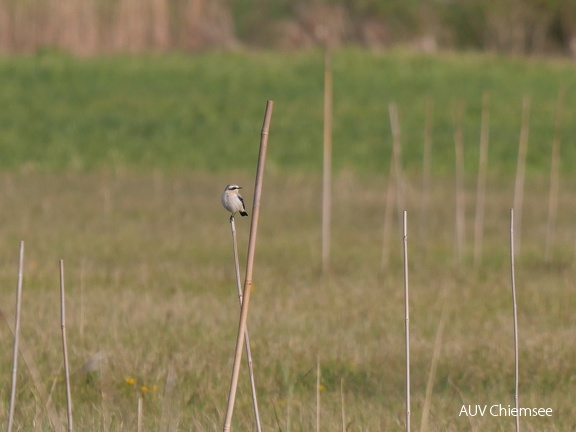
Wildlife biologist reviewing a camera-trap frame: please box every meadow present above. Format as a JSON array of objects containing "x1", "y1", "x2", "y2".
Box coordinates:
[{"x1": 0, "y1": 49, "x2": 575, "y2": 431}]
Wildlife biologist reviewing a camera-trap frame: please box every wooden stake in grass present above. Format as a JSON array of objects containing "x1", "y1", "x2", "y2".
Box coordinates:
[
  {"x1": 137, "y1": 396, "x2": 143, "y2": 432},
  {"x1": 509, "y1": 209, "x2": 520, "y2": 432},
  {"x1": 420, "y1": 303, "x2": 447, "y2": 432},
  {"x1": 340, "y1": 378, "x2": 346, "y2": 432},
  {"x1": 402, "y1": 211, "x2": 411, "y2": 432},
  {"x1": 473, "y1": 92, "x2": 490, "y2": 269},
  {"x1": 316, "y1": 356, "x2": 321, "y2": 432},
  {"x1": 513, "y1": 96, "x2": 531, "y2": 257},
  {"x1": 321, "y1": 46, "x2": 333, "y2": 274},
  {"x1": 7, "y1": 240, "x2": 24, "y2": 432},
  {"x1": 381, "y1": 143, "x2": 396, "y2": 269},
  {"x1": 545, "y1": 87, "x2": 564, "y2": 261},
  {"x1": 382, "y1": 103, "x2": 404, "y2": 269},
  {"x1": 389, "y1": 103, "x2": 405, "y2": 222},
  {"x1": 229, "y1": 216, "x2": 262, "y2": 432},
  {"x1": 59, "y1": 259, "x2": 74, "y2": 432},
  {"x1": 223, "y1": 100, "x2": 273, "y2": 432},
  {"x1": 419, "y1": 96, "x2": 434, "y2": 250},
  {"x1": 453, "y1": 101, "x2": 466, "y2": 264}
]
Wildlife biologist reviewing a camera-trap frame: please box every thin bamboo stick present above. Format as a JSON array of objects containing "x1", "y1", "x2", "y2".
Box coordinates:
[
  {"x1": 473, "y1": 92, "x2": 490, "y2": 268},
  {"x1": 137, "y1": 396, "x2": 143, "y2": 432},
  {"x1": 59, "y1": 260, "x2": 74, "y2": 432},
  {"x1": 545, "y1": 88, "x2": 564, "y2": 261},
  {"x1": 453, "y1": 102, "x2": 466, "y2": 263},
  {"x1": 513, "y1": 96, "x2": 531, "y2": 257},
  {"x1": 402, "y1": 211, "x2": 410, "y2": 432},
  {"x1": 230, "y1": 216, "x2": 262, "y2": 432},
  {"x1": 7, "y1": 240, "x2": 24, "y2": 432},
  {"x1": 420, "y1": 303, "x2": 447, "y2": 432},
  {"x1": 316, "y1": 356, "x2": 321, "y2": 432},
  {"x1": 0, "y1": 308, "x2": 65, "y2": 432},
  {"x1": 510, "y1": 209, "x2": 520, "y2": 432},
  {"x1": 389, "y1": 103, "x2": 405, "y2": 222},
  {"x1": 340, "y1": 378, "x2": 346, "y2": 432},
  {"x1": 322, "y1": 46, "x2": 333, "y2": 273},
  {"x1": 419, "y1": 96, "x2": 433, "y2": 249},
  {"x1": 381, "y1": 146, "x2": 396, "y2": 269},
  {"x1": 223, "y1": 100, "x2": 273, "y2": 432},
  {"x1": 159, "y1": 364, "x2": 176, "y2": 432}
]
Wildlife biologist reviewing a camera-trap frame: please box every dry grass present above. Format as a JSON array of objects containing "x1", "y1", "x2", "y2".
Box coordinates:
[{"x1": 0, "y1": 169, "x2": 575, "y2": 431}]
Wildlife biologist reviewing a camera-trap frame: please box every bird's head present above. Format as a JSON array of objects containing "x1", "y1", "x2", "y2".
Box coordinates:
[{"x1": 225, "y1": 184, "x2": 242, "y2": 194}]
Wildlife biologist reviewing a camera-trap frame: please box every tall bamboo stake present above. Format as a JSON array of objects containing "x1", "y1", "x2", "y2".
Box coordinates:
[
  {"x1": 510, "y1": 209, "x2": 520, "y2": 432},
  {"x1": 7, "y1": 240, "x2": 24, "y2": 432},
  {"x1": 402, "y1": 211, "x2": 410, "y2": 432},
  {"x1": 513, "y1": 96, "x2": 531, "y2": 257},
  {"x1": 137, "y1": 396, "x2": 143, "y2": 432},
  {"x1": 389, "y1": 103, "x2": 405, "y2": 222},
  {"x1": 229, "y1": 216, "x2": 262, "y2": 432},
  {"x1": 473, "y1": 92, "x2": 490, "y2": 269},
  {"x1": 321, "y1": 46, "x2": 333, "y2": 273},
  {"x1": 545, "y1": 88, "x2": 564, "y2": 261},
  {"x1": 316, "y1": 356, "x2": 321, "y2": 432},
  {"x1": 381, "y1": 152, "x2": 396, "y2": 269},
  {"x1": 340, "y1": 378, "x2": 346, "y2": 432},
  {"x1": 453, "y1": 102, "x2": 466, "y2": 263},
  {"x1": 419, "y1": 96, "x2": 433, "y2": 249},
  {"x1": 223, "y1": 100, "x2": 273, "y2": 432},
  {"x1": 60, "y1": 260, "x2": 74, "y2": 432},
  {"x1": 420, "y1": 303, "x2": 447, "y2": 432}
]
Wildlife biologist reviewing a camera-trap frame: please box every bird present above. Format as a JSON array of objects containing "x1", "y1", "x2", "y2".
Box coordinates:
[{"x1": 222, "y1": 184, "x2": 248, "y2": 221}]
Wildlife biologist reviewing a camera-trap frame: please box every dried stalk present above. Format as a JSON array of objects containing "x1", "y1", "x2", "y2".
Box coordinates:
[
  {"x1": 322, "y1": 46, "x2": 333, "y2": 273},
  {"x1": 229, "y1": 216, "x2": 262, "y2": 432},
  {"x1": 473, "y1": 91, "x2": 490, "y2": 268},
  {"x1": 7, "y1": 240, "x2": 24, "y2": 432},
  {"x1": 137, "y1": 396, "x2": 143, "y2": 432},
  {"x1": 316, "y1": 356, "x2": 321, "y2": 432},
  {"x1": 402, "y1": 211, "x2": 410, "y2": 432},
  {"x1": 223, "y1": 100, "x2": 273, "y2": 432},
  {"x1": 513, "y1": 96, "x2": 531, "y2": 257},
  {"x1": 453, "y1": 101, "x2": 466, "y2": 263},
  {"x1": 510, "y1": 209, "x2": 520, "y2": 432},
  {"x1": 60, "y1": 259, "x2": 74, "y2": 432},
  {"x1": 159, "y1": 364, "x2": 177, "y2": 432},
  {"x1": 381, "y1": 148, "x2": 396, "y2": 269},
  {"x1": 419, "y1": 96, "x2": 433, "y2": 249},
  {"x1": 389, "y1": 103, "x2": 405, "y2": 222},
  {"x1": 545, "y1": 87, "x2": 564, "y2": 261},
  {"x1": 420, "y1": 303, "x2": 447, "y2": 432},
  {"x1": 340, "y1": 378, "x2": 346, "y2": 432}
]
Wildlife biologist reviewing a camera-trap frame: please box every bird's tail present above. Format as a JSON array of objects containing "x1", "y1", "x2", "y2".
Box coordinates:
[{"x1": 240, "y1": 211, "x2": 248, "y2": 217}]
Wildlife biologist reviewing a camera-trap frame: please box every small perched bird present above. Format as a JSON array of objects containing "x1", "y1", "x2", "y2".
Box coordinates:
[{"x1": 222, "y1": 184, "x2": 248, "y2": 220}]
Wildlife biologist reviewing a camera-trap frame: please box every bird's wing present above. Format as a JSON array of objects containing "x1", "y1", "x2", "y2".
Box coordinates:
[{"x1": 238, "y1": 195, "x2": 246, "y2": 211}]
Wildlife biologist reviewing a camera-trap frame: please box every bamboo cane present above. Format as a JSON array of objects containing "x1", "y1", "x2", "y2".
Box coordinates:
[
  {"x1": 510, "y1": 209, "x2": 520, "y2": 432},
  {"x1": 222, "y1": 100, "x2": 273, "y2": 432},
  {"x1": 60, "y1": 259, "x2": 74, "y2": 432},
  {"x1": 229, "y1": 216, "x2": 262, "y2": 432},
  {"x1": 473, "y1": 91, "x2": 490, "y2": 268},
  {"x1": 402, "y1": 211, "x2": 410, "y2": 432},
  {"x1": 7, "y1": 241, "x2": 24, "y2": 432}
]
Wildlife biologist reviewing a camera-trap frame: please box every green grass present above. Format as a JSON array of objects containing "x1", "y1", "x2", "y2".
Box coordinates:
[
  {"x1": 0, "y1": 49, "x2": 575, "y2": 175},
  {"x1": 0, "y1": 50, "x2": 575, "y2": 430}
]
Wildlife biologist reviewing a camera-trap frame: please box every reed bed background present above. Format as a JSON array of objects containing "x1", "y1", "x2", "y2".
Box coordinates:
[{"x1": 0, "y1": 0, "x2": 236, "y2": 55}]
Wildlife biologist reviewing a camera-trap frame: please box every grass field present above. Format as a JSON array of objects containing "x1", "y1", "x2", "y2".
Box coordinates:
[
  {"x1": 1, "y1": 49, "x2": 576, "y2": 174},
  {"x1": 0, "y1": 49, "x2": 575, "y2": 431}
]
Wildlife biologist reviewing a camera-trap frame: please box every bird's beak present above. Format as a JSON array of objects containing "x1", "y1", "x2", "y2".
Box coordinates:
[{"x1": 238, "y1": 186, "x2": 243, "y2": 189}]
